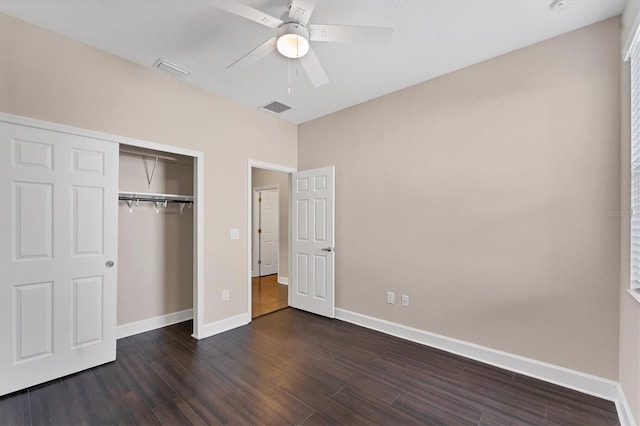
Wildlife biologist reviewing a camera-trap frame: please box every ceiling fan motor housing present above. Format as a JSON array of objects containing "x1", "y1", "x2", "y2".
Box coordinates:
[{"x1": 277, "y1": 22, "x2": 310, "y2": 58}]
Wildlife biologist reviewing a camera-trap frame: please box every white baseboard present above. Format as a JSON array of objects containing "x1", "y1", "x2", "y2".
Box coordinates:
[
  {"x1": 335, "y1": 308, "x2": 619, "y2": 402},
  {"x1": 278, "y1": 276, "x2": 289, "y2": 285},
  {"x1": 616, "y1": 383, "x2": 637, "y2": 426},
  {"x1": 117, "y1": 309, "x2": 193, "y2": 339},
  {"x1": 196, "y1": 312, "x2": 251, "y2": 340}
]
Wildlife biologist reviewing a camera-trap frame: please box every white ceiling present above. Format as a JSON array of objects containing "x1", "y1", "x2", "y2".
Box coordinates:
[{"x1": 0, "y1": 0, "x2": 626, "y2": 124}]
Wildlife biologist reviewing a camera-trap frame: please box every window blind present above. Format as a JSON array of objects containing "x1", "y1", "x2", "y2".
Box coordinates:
[{"x1": 631, "y1": 40, "x2": 640, "y2": 289}]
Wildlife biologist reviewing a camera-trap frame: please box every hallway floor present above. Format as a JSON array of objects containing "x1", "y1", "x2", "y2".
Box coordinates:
[{"x1": 252, "y1": 274, "x2": 288, "y2": 318}]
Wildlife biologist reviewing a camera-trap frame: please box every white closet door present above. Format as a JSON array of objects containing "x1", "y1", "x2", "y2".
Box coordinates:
[{"x1": 0, "y1": 121, "x2": 118, "y2": 396}]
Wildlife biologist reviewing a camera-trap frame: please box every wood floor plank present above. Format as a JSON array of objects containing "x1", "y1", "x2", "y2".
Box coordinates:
[
  {"x1": 158, "y1": 343, "x2": 238, "y2": 398},
  {"x1": 514, "y1": 373, "x2": 619, "y2": 414},
  {"x1": 545, "y1": 403, "x2": 620, "y2": 426},
  {"x1": 149, "y1": 356, "x2": 214, "y2": 400},
  {"x1": 0, "y1": 390, "x2": 30, "y2": 426},
  {"x1": 382, "y1": 345, "x2": 468, "y2": 375},
  {"x1": 152, "y1": 397, "x2": 206, "y2": 426},
  {"x1": 220, "y1": 389, "x2": 293, "y2": 426},
  {"x1": 107, "y1": 390, "x2": 161, "y2": 426},
  {"x1": 331, "y1": 385, "x2": 423, "y2": 425},
  {"x1": 402, "y1": 364, "x2": 549, "y2": 423},
  {"x1": 271, "y1": 372, "x2": 373, "y2": 425},
  {"x1": 204, "y1": 353, "x2": 283, "y2": 387},
  {"x1": 272, "y1": 367, "x2": 347, "y2": 399},
  {"x1": 183, "y1": 391, "x2": 249, "y2": 425},
  {"x1": 168, "y1": 336, "x2": 224, "y2": 362},
  {"x1": 93, "y1": 359, "x2": 137, "y2": 400},
  {"x1": 116, "y1": 346, "x2": 177, "y2": 408},
  {"x1": 298, "y1": 411, "x2": 337, "y2": 426},
  {"x1": 28, "y1": 379, "x2": 74, "y2": 426},
  {"x1": 337, "y1": 373, "x2": 401, "y2": 405},
  {"x1": 332, "y1": 353, "x2": 409, "y2": 381},
  {"x1": 132, "y1": 339, "x2": 168, "y2": 364},
  {"x1": 392, "y1": 391, "x2": 483, "y2": 425},
  {"x1": 205, "y1": 354, "x2": 317, "y2": 425},
  {"x1": 61, "y1": 370, "x2": 116, "y2": 425},
  {"x1": 479, "y1": 408, "x2": 553, "y2": 426}
]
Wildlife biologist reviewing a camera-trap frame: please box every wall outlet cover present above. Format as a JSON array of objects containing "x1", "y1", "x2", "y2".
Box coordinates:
[{"x1": 387, "y1": 291, "x2": 395, "y2": 304}]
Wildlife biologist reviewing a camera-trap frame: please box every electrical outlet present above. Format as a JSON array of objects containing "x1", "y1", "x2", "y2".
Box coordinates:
[
  {"x1": 386, "y1": 291, "x2": 395, "y2": 304},
  {"x1": 223, "y1": 289, "x2": 230, "y2": 301},
  {"x1": 401, "y1": 295, "x2": 409, "y2": 307}
]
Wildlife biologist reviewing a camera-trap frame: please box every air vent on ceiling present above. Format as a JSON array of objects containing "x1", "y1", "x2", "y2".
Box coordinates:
[
  {"x1": 260, "y1": 101, "x2": 292, "y2": 114},
  {"x1": 152, "y1": 58, "x2": 190, "y2": 80}
]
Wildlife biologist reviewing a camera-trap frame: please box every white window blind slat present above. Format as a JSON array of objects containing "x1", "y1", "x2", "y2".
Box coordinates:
[{"x1": 630, "y1": 39, "x2": 640, "y2": 290}]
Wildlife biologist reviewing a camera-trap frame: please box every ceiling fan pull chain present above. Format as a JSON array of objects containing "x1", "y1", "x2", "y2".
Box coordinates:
[{"x1": 288, "y1": 58, "x2": 291, "y2": 94}]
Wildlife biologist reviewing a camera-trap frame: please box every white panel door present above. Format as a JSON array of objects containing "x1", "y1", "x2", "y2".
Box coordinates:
[
  {"x1": 290, "y1": 166, "x2": 335, "y2": 318},
  {"x1": 259, "y1": 189, "x2": 279, "y2": 276},
  {"x1": 0, "y1": 121, "x2": 118, "y2": 396}
]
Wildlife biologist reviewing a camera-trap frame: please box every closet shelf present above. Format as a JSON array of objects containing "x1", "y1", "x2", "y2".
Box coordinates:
[{"x1": 118, "y1": 191, "x2": 193, "y2": 203}]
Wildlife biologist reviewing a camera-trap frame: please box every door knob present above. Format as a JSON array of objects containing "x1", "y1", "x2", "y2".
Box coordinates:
[
  {"x1": 321, "y1": 247, "x2": 334, "y2": 252},
  {"x1": 105, "y1": 260, "x2": 115, "y2": 268}
]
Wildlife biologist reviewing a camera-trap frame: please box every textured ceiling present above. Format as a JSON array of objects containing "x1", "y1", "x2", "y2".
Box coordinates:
[{"x1": 0, "y1": 0, "x2": 627, "y2": 124}]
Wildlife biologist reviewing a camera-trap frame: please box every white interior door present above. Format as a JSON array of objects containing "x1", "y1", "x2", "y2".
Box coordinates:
[
  {"x1": 290, "y1": 166, "x2": 335, "y2": 318},
  {"x1": 0, "y1": 121, "x2": 118, "y2": 396},
  {"x1": 259, "y1": 189, "x2": 279, "y2": 276},
  {"x1": 253, "y1": 188, "x2": 279, "y2": 277}
]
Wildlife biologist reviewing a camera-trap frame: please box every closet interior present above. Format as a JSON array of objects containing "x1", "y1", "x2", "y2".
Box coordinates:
[{"x1": 117, "y1": 145, "x2": 194, "y2": 334}]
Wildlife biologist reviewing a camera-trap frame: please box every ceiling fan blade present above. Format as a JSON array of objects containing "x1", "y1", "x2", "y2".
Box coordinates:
[
  {"x1": 309, "y1": 24, "x2": 393, "y2": 44},
  {"x1": 299, "y1": 47, "x2": 328, "y2": 88},
  {"x1": 215, "y1": 1, "x2": 283, "y2": 29},
  {"x1": 226, "y1": 36, "x2": 277, "y2": 70},
  {"x1": 288, "y1": 0, "x2": 316, "y2": 26}
]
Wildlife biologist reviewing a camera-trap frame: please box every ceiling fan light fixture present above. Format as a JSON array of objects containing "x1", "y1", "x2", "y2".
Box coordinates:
[{"x1": 276, "y1": 22, "x2": 310, "y2": 58}]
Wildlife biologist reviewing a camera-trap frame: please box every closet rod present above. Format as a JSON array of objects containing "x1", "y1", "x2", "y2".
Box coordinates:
[{"x1": 118, "y1": 191, "x2": 194, "y2": 203}]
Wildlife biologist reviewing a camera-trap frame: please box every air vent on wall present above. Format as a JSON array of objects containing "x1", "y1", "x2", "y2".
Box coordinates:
[
  {"x1": 260, "y1": 101, "x2": 292, "y2": 114},
  {"x1": 152, "y1": 58, "x2": 190, "y2": 80}
]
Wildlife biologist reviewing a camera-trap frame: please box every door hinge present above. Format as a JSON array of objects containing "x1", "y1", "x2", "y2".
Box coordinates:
[
  {"x1": 258, "y1": 228, "x2": 262, "y2": 234},
  {"x1": 259, "y1": 197, "x2": 262, "y2": 203},
  {"x1": 258, "y1": 260, "x2": 261, "y2": 265}
]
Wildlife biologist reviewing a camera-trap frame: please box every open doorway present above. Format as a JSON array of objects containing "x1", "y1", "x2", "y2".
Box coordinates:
[
  {"x1": 249, "y1": 163, "x2": 295, "y2": 318},
  {"x1": 248, "y1": 162, "x2": 336, "y2": 321}
]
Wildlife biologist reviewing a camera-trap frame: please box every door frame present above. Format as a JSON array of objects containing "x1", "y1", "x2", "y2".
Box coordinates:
[
  {"x1": 252, "y1": 185, "x2": 279, "y2": 278},
  {"x1": 247, "y1": 160, "x2": 296, "y2": 319},
  {"x1": 0, "y1": 112, "x2": 206, "y2": 339}
]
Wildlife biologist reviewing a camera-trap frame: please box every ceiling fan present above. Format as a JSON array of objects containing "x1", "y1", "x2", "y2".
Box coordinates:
[{"x1": 216, "y1": 0, "x2": 393, "y2": 88}]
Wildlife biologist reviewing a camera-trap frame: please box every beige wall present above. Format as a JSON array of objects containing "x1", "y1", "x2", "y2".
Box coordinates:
[
  {"x1": 0, "y1": 13, "x2": 297, "y2": 324},
  {"x1": 299, "y1": 18, "x2": 621, "y2": 379},
  {"x1": 620, "y1": 0, "x2": 640, "y2": 422},
  {"x1": 117, "y1": 149, "x2": 194, "y2": 325},
  {"x1": 252, "y1": 168, "x2": 289, "y2": 280}
]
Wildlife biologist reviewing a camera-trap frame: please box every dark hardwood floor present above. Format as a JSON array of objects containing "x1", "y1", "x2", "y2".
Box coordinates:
[{"x1": 0, "y1": 308, "x2": 619, "y2": 425}]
